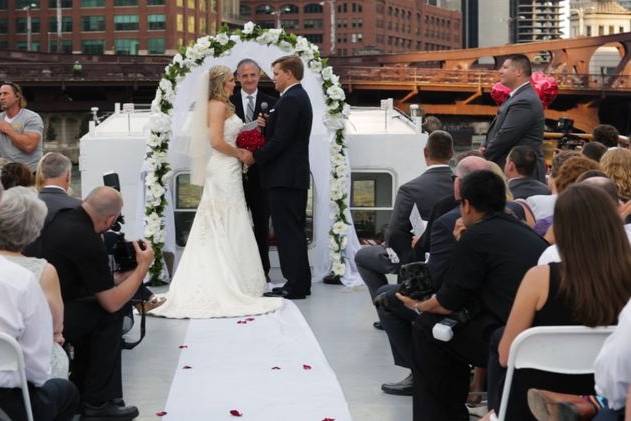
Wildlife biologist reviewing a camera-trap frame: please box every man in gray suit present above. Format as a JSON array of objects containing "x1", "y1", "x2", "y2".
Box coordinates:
[
  {"x1": 37, "y1": 152, "x2": 81, "y2": 224},
  {"x1": 504, "y1": 145, "x2": 550, "y2": 199},
  {"x1": 355, "y1": 130, "x2": 454, "y2": 326},
  {"x1": 484, "y1": 54, "x2": 546, "y2": 182}
]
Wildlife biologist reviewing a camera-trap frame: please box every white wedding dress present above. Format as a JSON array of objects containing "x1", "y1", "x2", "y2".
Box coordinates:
[{"x1": 151, "y1": 114, "x2": 283, "y2": 318}]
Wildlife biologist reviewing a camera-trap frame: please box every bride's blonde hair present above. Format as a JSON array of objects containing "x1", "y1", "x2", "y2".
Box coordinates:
[{"x1": 208, "y1": 65, "x2": 235, "y2": 117}]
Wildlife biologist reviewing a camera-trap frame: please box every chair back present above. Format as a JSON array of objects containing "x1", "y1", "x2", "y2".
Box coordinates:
[
  {"x1": 0, "y1": 332, "x2": 34, "y2": 421},
  {"x1": 497, "y1": 325, "x2": 615, "y2": 421}
]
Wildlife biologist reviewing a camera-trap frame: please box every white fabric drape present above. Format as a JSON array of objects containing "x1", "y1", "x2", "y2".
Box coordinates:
[{"x1": 167, "y1": 41, "x2": 362, "y2": 286}]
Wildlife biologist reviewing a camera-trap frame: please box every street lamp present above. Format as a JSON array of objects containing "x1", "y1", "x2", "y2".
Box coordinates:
[
  {"x1": 265, "y1": 5, "x2": 292, "y2": 29},
  {"x1": 320, "y1": 0, "x2": 336, "y2": 56},
  {"x1": 22, "y1": 3, "x2": 37, "y2": 52}
]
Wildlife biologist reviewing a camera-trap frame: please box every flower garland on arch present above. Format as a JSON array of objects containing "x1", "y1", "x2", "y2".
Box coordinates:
[{"x1": 144, "y1": 22, "x2": 352, "y2": 283}]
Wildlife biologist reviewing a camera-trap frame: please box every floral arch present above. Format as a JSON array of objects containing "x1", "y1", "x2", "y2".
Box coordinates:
[{"x1": 144, "y1": 23, "x2": 360, "y2": 286}]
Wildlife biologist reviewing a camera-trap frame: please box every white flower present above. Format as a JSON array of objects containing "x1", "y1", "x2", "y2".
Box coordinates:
[
  {"x1": 329, "y1": 237, "x2": 341, "y2": 252},
  {"x1": 327, "y1": 85, "x2": 346, "y2": 101},
  {"x1": 321, "y1": 66, "x2": 334, "y2": 81},
  {"x1": 230, "y1": 34, "x2": 240, "y2": 42},
  {"x1": 300, "y1": 48, "x2": 314, "y2": 61},
  {"x1": 278, "y1": 40, "x2": 294, "y2": 52},
  {"x1": 196, "y1": 36, "x2": 211, "y2": 50},
  {"x1": 150, "y1": 95, "x2": 162, "y2": 114},
  {"x1": 309, "y1": 59, "x2": 323, "y2": 73},
  {"x1": 256, "y1": 32, "x2": 269, "y2": 44},
  {"x1": 161, "y1": 170, "x2": 174, "y2": 183},
  {"x1": 327, "y1": 101, "x2": 340, "y2": 112},
  {"x1": 150, "y1": 113, "x2": 172, "y2": 133},
  {"x1": 267, "y1": 28, "x2": 282, "y2": 44},
  {"x1": 147, "y1": 134, "x2": 162, "y2": 148},
  {"x1": 295, "y1": 36, "x2": 310, "y2": 52},
  {"x1": 330, "y1": 251, "x2": 341, "y2": 262},
  {"x1": 332, "y1": 261, "x2": 346, "y2": 276},
  {"x1": 215, "y1": 32, "x2": 230, "y2": 45},
  {"x1": 340, "y1": 236, "x2": 348, "y2": 250},
  {"x1": 335, "y1": 163, "x2": 347, "y2": 178},
  {"x1": 243, "y1": 21, "x2": 255, "y2": 34},
  {"x1": 324, "y1": 115, "x2": 345, "y2": 130},
  {"x1": 173, "y1": 54, "x2": 184, "y2": 66},
  {"x1": 342, "y1": 103, "x2": 351, "y2": 118},
  {"x1": 159, "y1": 78, "x2": 173, "y2": 94},
  {"x1": 332, "y1": 221, "x2": 349, "y2": 235},
  {"x1": 329, "y1": 74, "x2": 340, "y2": 84}
]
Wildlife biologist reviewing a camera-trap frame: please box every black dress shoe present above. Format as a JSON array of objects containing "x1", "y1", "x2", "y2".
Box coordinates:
[
  {"x1": 373, "y1": 321, "x2": 384, "y2": 330},
  {"x1": 83, "y1": 401, "x2": 139, "y2": 419},
  {"x1": 263, "y1": 289, "x2": 307, "y2": 299},
  {"x1": 272, "y1": 286, "x2": 311, "y2": 296},
  {"x1": 381, "y1": 373, "x2": 413, "y2": 396}
]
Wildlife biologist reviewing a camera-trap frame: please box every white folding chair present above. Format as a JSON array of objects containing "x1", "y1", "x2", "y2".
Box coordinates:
[
  {"x1": 0, "y1": 332, "x2": 34, "y2": 421},
  {"x1": 496, "y1": 325, "x2": 615, "y2": 421}
]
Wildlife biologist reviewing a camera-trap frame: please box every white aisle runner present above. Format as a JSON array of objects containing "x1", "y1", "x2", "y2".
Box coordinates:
[{"x1": 162, "y1": 301, "x2": 352, "y2": 421}]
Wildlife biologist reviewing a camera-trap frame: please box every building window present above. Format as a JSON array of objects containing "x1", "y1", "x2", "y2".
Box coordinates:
[
  {"x1": 608, "y1": 25, "x2": 614, "y2": 34},
  {"x1": 81, "y1": 39, "x2": 104, "y2": 54},
  {"x1": 114, "y1": 15, "x2": 139, "y2": 31},
  {"x1": 303, "y1": 19, "x2": 323, "y2": 29},
  {"x1": 148, "y1": 14, "x2": 166, "y2": 30},
  {"x1": 0, "y1": 0, "x2": 6, "y2": 9},
  {"x1": 16, "y1": 41, "x2": 40, "y2": 51},
  {"x1": 176, "y1": 14, "x2": 183, "y2": 31},
  {"x1": 304, "y1": 33, "x2": 323, "y2": 43},
  {"x1": 304, "y1": 3, "x2": 323, "y2": 13},
  {"x1": 281, "y1": 19, "x2": 299, "y2": 29},
  {"x1": 259, "y1": 20, "x2": 275, "y2": 28},
  {"x1": 598, "y1": 25, "x2": 604, "y2": 35},
  {"x1": 147, "y1": 0, "x2": 165, "y2": 4},
  {"x1": 187, "y1": 0, "x2": 194, "y2": 7},
  {"x1": 256, "y1": 4, "x2": 272, "y2": 14},
  {"x1": 114, "y1": 0, "x2": 137, "y2": 4},
  {"x1": 586, "y1": 25, "x2": 591, "y2": 36},
  {"x1": 82, "y1": 15, "x2": 105, "y2": 31},
  {"x1": 620, "y1": 26, "x2": 625, "y2": 33},
  {"x1": 187, "y1": 15, "x2": 194, "y2": 33},
  {"x1": 49, "y1": 16, "x2": 72, "y2": 32},
  {"x1": 337, "y1": 2, "x2": 347, "y2": 13},
  {"x1": 80, "y1": 0, "x2": 104, "y2": 6},
  {"x1": 350, "y1": 171, "x2": 394, "y2": 243},
  {"x1": 17, "y1": 18, "x2": 40, "y2": 33},
  {"x1": 147, "y1": 37, "x2": 165, "y2": 54},
  {"x1": 0, "y1": 19, "x2": 6, "y2": 34},
  {"x1": 17, "y1": 0, "x2": 39, "y2": 7},
  {"x1": 239, "y1": 4, "x2": 251, "y2": 16},
  {"x1": 114, "y1": 38, "x2": 139, "y2": 55},
  {"x1": 48, "y1": 39, "x2": 72, "y2": 53},
  {"x1": 48, "y1": 0, "x2": 72, "y2": 6}
]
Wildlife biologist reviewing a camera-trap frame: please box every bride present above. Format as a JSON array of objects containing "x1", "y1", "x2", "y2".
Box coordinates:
[{"x1": 151, "y1": 65, "x2": 283, "y2": 318}]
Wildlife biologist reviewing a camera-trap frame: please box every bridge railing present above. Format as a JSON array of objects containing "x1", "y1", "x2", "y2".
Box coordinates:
[
  {"x1": 0, "y1": 62, "x2": 165, "y2": 83},
  {"x1": 336, "y1": 66, "x2": 631, "y2": 92}
]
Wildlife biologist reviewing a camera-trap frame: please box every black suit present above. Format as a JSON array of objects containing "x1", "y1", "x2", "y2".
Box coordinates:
[
  {"x1": 356, "y1": 166, "x2": 454, "y2": 302},
  {"x1": 253, "y1": 84, "x2": 312, "y2": 295},
  {"x1": 485, "y1": 83, "x2": 546, "y2": 182},
  {"x1": 508, "y1": 177, "x2": 550, "y2": 199},
  {"x1": 39, "y1": 187, "x2": 82, "y2": 224},
  {"x1": 230, "y1": 90, "x2": 277, "y2": 277}
]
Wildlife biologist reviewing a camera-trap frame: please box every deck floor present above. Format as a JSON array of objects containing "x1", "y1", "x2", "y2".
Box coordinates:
[{"x1": 122, "y1": 282, "x2": 414, "y2": 420}]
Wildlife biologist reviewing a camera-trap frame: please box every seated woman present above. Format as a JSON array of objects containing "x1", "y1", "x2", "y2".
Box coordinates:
[
  {"x1": 486, "y1": 183, "x2": 631, "y2": 420},
  {"x1": 0, "y1": 161, "x2": 34, "y2": 189},
  {"x1": 0, "y1": 186, "x2": 68, "y2": 378},
  {"x1": 601, "y1": 147, "x2": 631, "y2": 204}
]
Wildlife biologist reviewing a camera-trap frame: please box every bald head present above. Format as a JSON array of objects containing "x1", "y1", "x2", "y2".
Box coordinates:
[
  {"x1": 84, "y1": 186, "x2": 123, "y2": 217},
  {"x1": 455, "y1": 156, "x2": 490, "y2": 178},
  {"x1": 581, "y1": 176, "x2": 619, "y2": 203}
]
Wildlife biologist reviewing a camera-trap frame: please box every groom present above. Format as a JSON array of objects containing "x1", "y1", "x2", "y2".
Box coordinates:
[
  {"x1": 242, "y1": 55, "x2": 313, "y2": 300},
  {"x1": 230, "y1": 59, "x2": 277, "y2": 281}
]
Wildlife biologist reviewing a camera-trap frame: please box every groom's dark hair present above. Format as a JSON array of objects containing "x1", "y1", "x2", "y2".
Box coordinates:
[{"x1": 272, "y1": 55, "x2": 304, "y2": 81}]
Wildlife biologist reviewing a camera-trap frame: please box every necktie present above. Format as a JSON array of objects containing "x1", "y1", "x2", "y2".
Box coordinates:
[{"x1": 246, "y1": 95, "x2": 255, "y2": 122}]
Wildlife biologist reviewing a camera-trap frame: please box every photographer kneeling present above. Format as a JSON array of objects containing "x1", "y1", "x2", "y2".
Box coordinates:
[
  {"x1": 36, "y1": 186, "x2": 154, "y2": 419},
  {"x1": 396, "y1": 171, "x2": 547, "y2": 421}
]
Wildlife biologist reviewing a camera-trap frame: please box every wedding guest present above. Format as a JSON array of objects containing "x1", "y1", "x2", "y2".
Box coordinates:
[
  {"x1": 600, "y1": 147, "x2": 631, "y2": 202},
  {"x1": 1, "y1": 161, "x2": 33, "y2": 189},
  {"x1": 581, "y1": 141, "x2": 608, "y2": 162},
  {"x1": 504, "y1": 145, "x2": 551, "y2": 199},
  {"x1": 0, "y1": 82, "x2": 44, "y2": 171},
  {"x1": 592, "y1": 124, "x2": 620, "y2": 149},
  {"x1": 487, "y1": 184, "x2": 631, "y2": 420}
]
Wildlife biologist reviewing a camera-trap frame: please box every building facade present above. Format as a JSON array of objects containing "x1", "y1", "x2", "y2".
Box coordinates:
[
  {"x1": 239, "y1": 0, "x2": 462, "y2": 56},
  {"x1": 0, "y1": 0, "x2": 226, "y2": 55},
  {"x1": 512, "y1": 0, "x2": 563, "y2": 43},
  {"x1": 569, "y1": 0, "x2": 631, "y2": 37}
]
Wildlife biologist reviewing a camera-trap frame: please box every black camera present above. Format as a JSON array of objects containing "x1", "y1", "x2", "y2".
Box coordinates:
[
  {"x1": 397, "y1": 261, "x2": 434, "y2": 301},
  {"x1": 102, "y1": 172, "x2": 143, "y2": 272},
  {"x1": 556, "y1": 117, "x2": 584, "y2": 150}
]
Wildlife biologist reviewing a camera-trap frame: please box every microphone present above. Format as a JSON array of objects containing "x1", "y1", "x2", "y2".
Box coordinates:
[{"x1": 260, "y1": 102, "x2": 268, "y2": 116}]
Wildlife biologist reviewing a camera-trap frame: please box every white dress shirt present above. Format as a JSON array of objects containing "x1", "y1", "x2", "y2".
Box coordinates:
[
  {"x1": 509, "y1": 81, "x2": 531, "y2": 97},
  {"x1": 240, "y1": 89, "x2": 258, "y2": 120},
  {"x1": 0, "y1": 256, "x2": 52, "y2": 387},
  {"x1": 595, "y1": 298, "x2": 631, "y2": 410}
]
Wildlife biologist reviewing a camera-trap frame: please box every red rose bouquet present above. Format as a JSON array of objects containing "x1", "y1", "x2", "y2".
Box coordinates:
[
  {"x1": 530, "y1": 71, "x2": 558, "y2": 108},
  {"x1": 236, "y1": 128, "x2": 265, "y2": 152}
]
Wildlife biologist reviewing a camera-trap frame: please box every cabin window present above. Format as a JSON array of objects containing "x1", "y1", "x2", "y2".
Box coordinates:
[
  {"x1": 173, "y1": 172, "x2": 314, "y2": 247},
  {"x1": 350, "y1": 171, "x2": 394, "y2": 244}
]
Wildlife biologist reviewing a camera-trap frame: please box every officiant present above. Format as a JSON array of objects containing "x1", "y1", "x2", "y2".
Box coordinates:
[{"x1": 230, "y1": 59, "x2": 277, "y2": 281}]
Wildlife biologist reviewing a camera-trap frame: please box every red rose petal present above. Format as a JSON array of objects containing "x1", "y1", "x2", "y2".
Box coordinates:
[
  {"x1": 156, "y1": 410, "x2": 167, "y2": 416},
  {"x1": 271, "y1": 366, "x2": 281, "y2": 370},
  {"x1": 246, "y1": 317, "x2": 255, "y2": 321},
  {"x1": 178, "y1": 345, "x2": 188, "y2": 349},
  {"x1": 229, "y1": 409, "x2": 243, "y2": 416},
  {"x1": 182, "y1": 365, "x2": 192, "y2": 369},
  {"x1": 322, "y1": 418, "x2": 335, "y2": 421},
  {"x1": 237, "y1": 320, "x2": 246, "y2": 324},
  {"x1": 303, "y1": 364, "x2": 312, "y2": 370}
]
